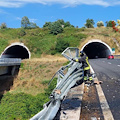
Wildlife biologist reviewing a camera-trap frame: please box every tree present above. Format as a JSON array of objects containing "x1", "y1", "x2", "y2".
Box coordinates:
[
  {"x1": 64, "y1": 21, "x2": 71, "y2": 27},
  {"x1": 57, "y1": 19, "x2": 65, "y2": 25},
  {"x1": 21, "y1": 16, "x2": 30, "y2": 28},
  {"x1": 97, "y1": 21, "x2": 104, "y2": 27},
  {"x1": 43, "y1": 19, "x2": 74, "y2": 29},
  {"x1": 85, "y1": 19, "x2": 95, "y2": 28},
  {"x1": 106, "y1": 20, "x2": 116, "y2": 27},
  {"x1": 43, "y1": 22, "x2": 52, "y2": 28},
  {"x1": 0, "y1": 23, "x2": 7, "y2": 29},
  {"x1": 50, "y1": 21, "x2": 63, "y2": 35},
  {"x1": 29, "y1": 22, "x2": 39, "y2": 28}
]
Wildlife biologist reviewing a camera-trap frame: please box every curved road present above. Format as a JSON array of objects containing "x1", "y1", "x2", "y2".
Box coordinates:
[{"x1": 90, "y1": 58, "x2": 120, "y2": 120}]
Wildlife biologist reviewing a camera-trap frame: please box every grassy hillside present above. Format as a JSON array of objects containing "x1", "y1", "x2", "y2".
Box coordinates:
[
  {"x1": 0, "y1": 27, "x2": 120, "y2": 57},
  {"x1": 0, "y1": 27, "x2": 120, "y2": 119},
  {"x1": 0, "y1": 58, "x2": 68, "y2": 120},
  {"x1": 0, "y1": 27, "x2": 87, "y2": 57}
]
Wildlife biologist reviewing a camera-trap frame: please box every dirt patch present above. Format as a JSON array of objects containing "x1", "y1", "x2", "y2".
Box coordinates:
[
  {"x1": 80, "y1": 84, "x2": 104, "y2": 120},
  {"x1": 0, "y1": 75, "x2": 15, "y2": 95}
]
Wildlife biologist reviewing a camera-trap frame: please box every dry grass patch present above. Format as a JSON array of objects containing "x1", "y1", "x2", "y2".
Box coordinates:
[{"x1": 10, "y1": 57, "x2": 68, "y2": 95}]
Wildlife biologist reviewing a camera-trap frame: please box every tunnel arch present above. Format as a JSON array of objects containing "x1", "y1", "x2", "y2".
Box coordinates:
[
  {"x1": 81, "y1": 39, "x2": 112, "y2": 59},
  {"x1": 0, "y1": 42, "x2": 31, "y2": 59}
]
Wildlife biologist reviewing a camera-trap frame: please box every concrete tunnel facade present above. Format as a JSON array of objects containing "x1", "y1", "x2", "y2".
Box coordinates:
[
  {"x1": 0, "y1": 42, "x2": 31, "y2": 59},
  {"x1": 81, "y1": 39, "x2": 112, "y2": 59}
]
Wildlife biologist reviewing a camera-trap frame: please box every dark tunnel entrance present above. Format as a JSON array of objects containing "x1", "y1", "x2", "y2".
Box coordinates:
[
  {"x1": 82, "y1": 41, "x2": 112, "y2": 59},
  {"x1": 1, "y1": 43, "x2": 30, "y2": 59}
]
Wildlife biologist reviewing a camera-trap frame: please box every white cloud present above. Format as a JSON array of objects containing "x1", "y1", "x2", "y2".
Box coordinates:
[
  {"x1": 16, "y1": 17, "x2": 38, "y2": 22},
  {"x1": 29, "y1": 18, "x2": 38, "y2": 23},
  {"x1": 16, "y1": 17, "x2": 21, "y2": 20},
  {"x1": 0, "y1": 0, "x2": 120, "y2": 8},
  {"x1": 0, "y1": 1, "x2": 24, "y2": 8}
]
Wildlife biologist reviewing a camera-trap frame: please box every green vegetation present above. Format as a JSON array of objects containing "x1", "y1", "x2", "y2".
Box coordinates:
[
  {"x1": 21, "y1": 16, "x2": 39, "y2": 29},
  {"x1": 1, "y1": 21, "x2": 120, "y2": 120},
  {"x1": 0, "y1": 78, "x2": 57, "y2": 120},
  {"x1": 0, "y1": 27, "x2": 87, "y2": 57},
  {"x1": 106, "y1": 20, "x2": 116, "y2": 27},
  {"x1": 0, "y1": 23, "x2": 7, "y2": 29},
  {"x1": 49, "y1": 21, "x2": 64, "y2": 35},
  {"x1": 43, "y1": 19, "x2": 74, "y2": 29},
  {"x1": 97, "y1": 21, "x2": 104, "y2": 27},
  {"x1": 0, "y1": 38, "x2": 9, "y2": 53},
  {"x1": 84, "y1": 18, "x2": 95, "y2": 28}
]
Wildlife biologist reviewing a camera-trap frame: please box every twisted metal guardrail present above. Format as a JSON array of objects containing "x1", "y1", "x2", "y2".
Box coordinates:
[{"x1": 30, "y1": 47, "x2": 84, "y2": 120}]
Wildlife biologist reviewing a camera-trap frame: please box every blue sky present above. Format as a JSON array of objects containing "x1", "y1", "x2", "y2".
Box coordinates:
[{"x1": 0, "y1": 0, "x2": 120, "y2": 28}]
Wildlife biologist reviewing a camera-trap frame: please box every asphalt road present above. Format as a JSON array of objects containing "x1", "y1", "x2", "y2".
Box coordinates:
[{"x1": 89, "y1": 58, "x2": 120, "y2": 120}]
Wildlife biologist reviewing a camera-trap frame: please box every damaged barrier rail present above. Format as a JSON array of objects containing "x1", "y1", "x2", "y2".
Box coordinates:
[{"x1": 30, "y1": 47, "x2": 84, "y2": 120}]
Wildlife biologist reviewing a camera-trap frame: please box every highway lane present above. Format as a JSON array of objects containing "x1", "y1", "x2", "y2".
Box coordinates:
[{"x1": 89, "y1": 58, "x2": 120, "y2": 120}]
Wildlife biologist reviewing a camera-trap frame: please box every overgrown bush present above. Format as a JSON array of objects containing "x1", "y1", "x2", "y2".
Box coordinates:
[
  {"x1": 50, "y1": 21, "x2": 63, "y2": 35},
  {"x1": 0, "y1": 78, "x2": 57, "y2": 120},
  {"x1": 18, "y1": 28, "x2": 26, "y2": 37},
  {"x1": 0, "y1": 39, "x2": 8, "y2": 53},
  {"x1": 97, "y1": 21, "x2": 104, "y2": 27},
  {"x1": 55, "y1": 39, "x2": 69, "y2": 53},
  {"x1": 0, "y1": 23, "x2": 7, "y2": 29},
  {"x1": 84, "y1": 18, "x2": 95, "y2": 28},
  {"x1": 106, "y1": 20, "x2": 116, "y2": 27}
]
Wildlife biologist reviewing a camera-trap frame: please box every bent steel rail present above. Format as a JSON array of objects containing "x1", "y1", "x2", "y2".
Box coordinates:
[{"x1": 30, "y1": 47, "x2": 83, "y2": 120}]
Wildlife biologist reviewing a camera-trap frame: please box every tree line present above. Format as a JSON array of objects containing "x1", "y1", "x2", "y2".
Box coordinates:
[{"x1": 0, "y1": 16, "x2": 118, "y2": 34}]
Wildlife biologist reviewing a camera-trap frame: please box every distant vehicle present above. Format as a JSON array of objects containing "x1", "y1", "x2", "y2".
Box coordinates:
[{"x1": 107, "y1": 55, "x2": 114, "y2": 59}]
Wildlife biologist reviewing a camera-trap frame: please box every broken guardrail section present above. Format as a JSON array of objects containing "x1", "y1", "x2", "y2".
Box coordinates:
[{"x1": 30, "y1": 47, "x2": 83, "y2": 120}]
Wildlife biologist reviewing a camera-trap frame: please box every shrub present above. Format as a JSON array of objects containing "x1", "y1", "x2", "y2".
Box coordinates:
[
  {"x1": 0, "y1": 78, "x2": 57, "y2": 120},
  {"x1": 49, "y1": 21, "x2": 63, "y2": 35},
  {"x1": 0, "y1": 39, "x2": 8, "y2": 53},
  {"x1": 0, "y1": 23, "x2": 7, "y2": 29},
  {"x1": 97, "y1": 21, "x2": 104, "y2": 27},
  {"x1": 55, "y1": 39, "x2": 69, "y2": 53},
  {"x1": 0, "y1": 92, "x2": 36, "y2": 120},
  {"x1": 18, "y1": 28, "x2": 26, "y2": 37},
  {"x1": 106, "y1": 20, "x2": 116, "y2": 27},
  {"x1": 85, "y1": 18, "x2": 95, "y2": 28},
  {"x1": 44, "y1": 78, "x2": 57, "y2": 96},
  {"x1": 43, "y1": 22, "x2": 52, "y2": 28}
]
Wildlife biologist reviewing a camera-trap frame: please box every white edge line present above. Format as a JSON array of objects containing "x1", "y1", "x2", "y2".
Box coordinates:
[{"x1": 90, "y1": 66, "x2": 114, "y2": 120}]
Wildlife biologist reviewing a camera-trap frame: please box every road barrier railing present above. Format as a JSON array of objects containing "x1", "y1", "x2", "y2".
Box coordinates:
[
  {"x1": 0, "y1": 58, "x2": 21, "y2": 66},
  {"x1": 30, "y1": 47, "x2": 83, "y2": 120},
  {"x1": 114, "y1": 55, "x2": 120, "y2": 59}
]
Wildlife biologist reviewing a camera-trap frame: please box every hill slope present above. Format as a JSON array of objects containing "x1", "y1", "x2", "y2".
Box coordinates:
[{"x1": 1, "y1": 27, "x2": 120, "y2": 58}]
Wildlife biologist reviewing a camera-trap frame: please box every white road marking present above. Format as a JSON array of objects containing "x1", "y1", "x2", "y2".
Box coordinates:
[
  {"x1": 108, "y1": 62, "x2": 111, "y2": 64},
  {"x1": 90, "y1": 66, "x2": 114, "y2": 120},
  {"x1": 117, "y1": 65, "x2": 120, "y2": 67}
]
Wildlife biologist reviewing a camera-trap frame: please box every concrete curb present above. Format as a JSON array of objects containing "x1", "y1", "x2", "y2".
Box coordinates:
[{"x1": 59, "y1": 83, "x2": 84, "y2": 120}]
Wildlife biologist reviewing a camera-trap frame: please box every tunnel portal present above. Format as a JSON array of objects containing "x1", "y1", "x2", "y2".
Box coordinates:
[
  {"x1": 81, "y1": 40, "x2": 112, "y2": 59},
  {"x1": 1, "y1": 43, "x2": 31, "y2": 59}
]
